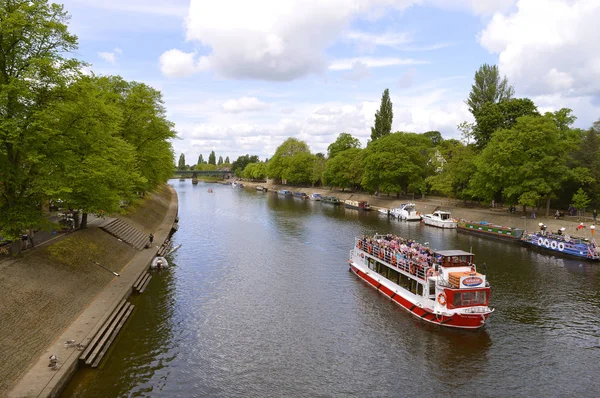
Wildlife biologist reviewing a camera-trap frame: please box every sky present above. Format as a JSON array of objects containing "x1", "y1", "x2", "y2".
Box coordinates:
[{"x1": 60, "y1": 0, "x2": 600, "y2": 164}]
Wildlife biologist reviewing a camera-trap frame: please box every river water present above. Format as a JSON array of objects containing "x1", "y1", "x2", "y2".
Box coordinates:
[{"x1": 62, "y1": 181, "x2": 600, "y2": 397}]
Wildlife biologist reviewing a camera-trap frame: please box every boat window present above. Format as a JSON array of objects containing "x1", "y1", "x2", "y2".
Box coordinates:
[
  {"x1": 452, "y1": 290, "x2": 487, "y2": 307},
  {"x1": 428, "y1": 280, "x2": 436, "y2": 297}
]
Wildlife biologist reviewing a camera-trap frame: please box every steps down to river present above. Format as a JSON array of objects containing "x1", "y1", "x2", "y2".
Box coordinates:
[
  {"x1": 79, "y1": 300, "x2": 135, "y2": 368},
  {"x1": 133, "y1": 272, "x2": 152, "y2": 294},
  {"x1": 100, "y1": 219, "x2": 148, "y2": 250}
]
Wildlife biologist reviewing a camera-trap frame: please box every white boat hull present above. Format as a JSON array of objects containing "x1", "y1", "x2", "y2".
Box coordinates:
[{"x1": 423, "y1": 218, "x2": 457, "y2": 229}]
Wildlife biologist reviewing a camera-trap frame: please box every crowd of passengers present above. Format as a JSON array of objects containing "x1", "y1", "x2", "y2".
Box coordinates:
[{"x1": 358, "y1": 234, "x2": 438, "y2": 270}]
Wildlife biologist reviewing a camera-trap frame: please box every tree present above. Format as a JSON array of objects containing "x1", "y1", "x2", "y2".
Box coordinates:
[
  {"x1": 470, "y1": 111, "x2": 579, "y2": 215},
  {"x1": 232, "y1": 154, "x2": 259, "y2": 177},
  {"x1": 266, "y1": 138, "x2": 311, "y2": 182},
  {"x1": 178, "y1": 154, "x2": 186, "y2": 170},
  {"x1": 426, "y1": 141, "x2": 477, "y2": 202},
  {"x1": 472, "y1": 98, "x2": 539, "y2": 150},
  {"x1": 282, "y1": 152, "x2": 315, "y2": 185},
  {"x1": 323, "y1": 148, "x2": 364, "y2": 190},
  {"x1": 242, "y1": 162, "x2": 267, "y2": 180},
  {"x1": 0, "y1": 0, "x2": 81, "y2": 244},
  {"x1": 311, "y1": 155, "x2": 326, "y2": 186},
  {"x1": 572, "y1": 188, "x2": 591, "y2": 218},
  {"x1": 198, "y1": 154, "x2": 204, "y2": 165},
  {"x1": 466, "y1": 64, "x2": 514, "y2": 117},
  {"x1": 327, "y1": 133, "x2": 361, "y2": 159},
  {"x1": 422, "y1": 131, "x2": 443, "y2": 146},
  {"x1": 371, "y1": 88, "x2": 393, "y2": 141},
  {"x1": 208, "y1": 150, "x2": 216, "y2": 165},
  {"x1": 218, "y1": 155, "x2": 223, "y2": 165},
  {"x1": 225, "y1": 156, "x2": 230, "y2": 164},
  {"x1": 362, "y1": 132, "x2": 432, "y2": 196}
]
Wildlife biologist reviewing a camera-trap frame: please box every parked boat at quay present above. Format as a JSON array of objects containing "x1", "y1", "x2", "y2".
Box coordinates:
[
  {"x1": 344, "y1": 200, "x2": 371, "y2": 211},
  {"x1": 278, "y1": 189, "x2": 292, "y2": 196},
  {"x1": 256, "y1": 186, "x2": 267, "y2": 192},
  {"x1": 293, "y1": 191, "x2": 309, "y2": 200},
  {"x1": 521, "y1": 225, "x2": 599, "y2": 260},
  {"x1": 348, "y1": 234, "x2": 493, "y2": 329},
  {"x1": 422, "y1": 210, "x2": 457, "y2": 229},
  {"x1": 309, "y1": 193, "x2": 322, "y2": 201},
  {"x1": 322, "y1": 196, "x2": 341, "y2": 205},
  {"x1": 392, "y1": 203, "x2": 421, "y2": 221},
  {"x1": 458, "y1": 220, "x2": 523, "y2": 241}
]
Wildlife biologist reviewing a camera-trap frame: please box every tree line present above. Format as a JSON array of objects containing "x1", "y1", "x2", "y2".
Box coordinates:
[
  {"x1": 0, "y1": 1, "x2": 175, "y2": 249},
  {"x1": 235, "y1": 69, "x2": 600, "y2": 216},
  {"x1": 177, "y1": 152, "x2": 230, "y2": 170}
]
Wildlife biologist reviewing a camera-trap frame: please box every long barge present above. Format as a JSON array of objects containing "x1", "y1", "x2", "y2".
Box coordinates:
[
  {"x1": 458, "y1": 220, "x2": 524, "y2": 241},
  {"x1": 348, "y1": 235, "x2": 493, "y2": 329}
]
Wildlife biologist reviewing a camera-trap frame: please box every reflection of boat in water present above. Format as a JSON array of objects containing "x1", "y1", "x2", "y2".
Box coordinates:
[
  {"x1": 150, "y1": 256, "x2": 169, "y2": 269},
  {"x1": 458, "y1": 220, "x2": 523, "y2": 241},
  {"x1": 422, "y1": 210, "x2": 457, "y2": 229},
  {"x1": 521, "y1": 228, "x2": 599, "y2": 261},
  {"x1": 349, "y1": 234, "x2": 493, "y2": 329}
]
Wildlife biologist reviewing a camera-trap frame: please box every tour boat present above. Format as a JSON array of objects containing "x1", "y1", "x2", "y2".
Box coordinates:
[
  {"x1": 309, "y1": 193, "x2": 322, "y2": 201},
  {"x1": 278, "y1": 189, "x2": 292, "y2": 196},
  {"x1": 521, "y1": 230, "x2": 599, "y2": 261},
  {"x1": 348, "y1": 235, "x2": 493, "y2": 329},
  {"x1": 322, "y1": 196, "x2": 341, "y2": 205},
  {"x1": 344, "y1": 200, "x2": 371, "y2": 211},
  {"x1": 422, "y1": 210, "x2": 457, "y2": 229},
  {"x1": 293, "y1": 191, "x2": 309, "y2": 200},
  {"x1": 391, "y1": 203, "x2": 421, "y2": 221},
  {"x1": 458, "y1": 220, "x2": 523, "y2": 241}
]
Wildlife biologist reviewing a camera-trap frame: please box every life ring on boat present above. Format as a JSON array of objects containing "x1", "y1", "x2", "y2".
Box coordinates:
[
  {"x1": 437, "y1": 293, "x2": 447, "y2": 306},
  {"x1": 544, "y1": 239, "x2": 550, "y2": 248},
  {"x1": 391, "y1": 255, "x2": 397, "y2": 265},
  {"x1": 426, "y1": 268, "x2": 436, "y2": 277},
  {"x1": 564, "y1": 235, "x2": 570, "y2": 243},
  {"x1": 550, "y1": 241, "x2": 557, "y2": 250},
  {"x1": 357, "y1": 241, "x2": 362, "y2": 249},
  {"x1": 557, "y1": 242, "x2": 565, "y2": 251},
  {"x1": 360, "y1": 253, "x2": 364, "y2": 258},
  {"x1": 368, "y1": 246, "x2": 373, "y2": 254},
  {"x1": 537, "y1": 237, "x2": 544, "y2": 246},
  {"x1": 378, "y1": 250, "x2": 384, "y2": 259},
  {"x1": 410, "y1": 264, "x2": 417, "y2": 275}
]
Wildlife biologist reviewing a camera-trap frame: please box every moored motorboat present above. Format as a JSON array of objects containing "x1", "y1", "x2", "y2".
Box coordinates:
[
  {"x1": 150, "y1": 256, "x2": 169, "y2": 269},
  {"x1": 256, "y1": 186, "x2": 267, "y2": 192},
  {"x1": 192, "y1": 178, "x2": 198, "y2": 185},
  {"x1": 278, "y1": 189, "x2": 292, "y2": 196},
  {"x1": 348, "y1": 234, "x2": 493, "y2": 329},
  {"x1": 458, "y1": 220, "x2": 523, "y2": 241},
  {"x1": 322, "y1": 196, "x2": 341, "y2": 205},
  {"x1": 521, "y1": 225, "x2": 598, "y2": 260},
  {"x1": 422, "y1": 210, "x2": 457, "y2": 229},
  {"x1": 293, "y1": 191, "x2": 309, "y2": 200},
  {"x1": 309, "y1": 193, "x2": 322, "y2": 201},
  {"x1": 344, "y1": 200, "x2": 371, "y2": 211},
  {"x1": 392, "y1": 203, "x2": 421, "y2": 221}
]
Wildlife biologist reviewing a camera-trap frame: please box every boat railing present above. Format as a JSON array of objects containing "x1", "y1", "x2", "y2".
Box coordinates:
[{"x1": 355, "y1": 238, "x2": 428, "y2": 280}]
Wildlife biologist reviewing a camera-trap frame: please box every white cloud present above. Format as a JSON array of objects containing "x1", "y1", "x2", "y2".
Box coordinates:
[
  {"x1": 329, "y1": 57, "x2": 428, "y2": 71},
  {"x1": 479, "y1": 0, "x2": 600, "y2": 98},
  {"x1": 222, "y1": 97, "x2": 269, "y2": 113},
  {"x1": 97, "y1": 48, "x2": 122, "y2": 64},
  {"x1": 159, "y1": 49, "x2": 204, "y2": 78}
]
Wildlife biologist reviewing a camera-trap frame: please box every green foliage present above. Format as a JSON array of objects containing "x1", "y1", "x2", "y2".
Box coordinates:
[
  {"x1": 242, "y1": 162, "x2": 267, "y2": 180},
  {"x1": 362, "y1": 132, "x2": 432, "y2": 194},
  {"x1": 323, "y1": 148, "x2": 364, "y2": 190},
  {"x1": 218, "y1": 155, "x2": 223, "y2": 165},
  {"x1": 198, "y1": 154, "x2": 205, "y2": 165},
  {"x1": 572, "y1": 188, "x2": 591, "y2": 211},
  {"x1": 327, "y1": 133, "x2": 361, "y2": 159},
  {"x1": 472, "y1": 98, "x2": 539, "y2": 150},
  {"x1": 208, "y1": 150, "x2": 216, "y2": 165},
  {"x1": 423, "y1": 131, "x2": 443, "y2": 146},
  {"x1": 370, "y1": 88, "x2": 393, "y2": 141},
  {"x1": 178, "y1": 154, "x2": 186, "y2": 170},
  {"x1": 311, "y1": 155, "x2": 326, "y2": 186},
  {"x1": 282, "y1": 152, "x2": 314, "y2": 185},
  {"x1": 266, "y1": 138, "x2": 311, "y2": 181},
  {"x1": 232, "y1": 154, "x2": 259, "y2": 177},
  {"x1": 466, "y1": 64, "x2": 514, "y2": 117},
  {"x1": 225, "y1": 156, "x2": 230, "y2": 164},
  {"x1": 427, "y1": 141, "x2": 476, "y2": 200}
]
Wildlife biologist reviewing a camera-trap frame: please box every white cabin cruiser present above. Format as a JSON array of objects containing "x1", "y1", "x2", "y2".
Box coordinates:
[
  {"x1": 391, "y1": 203, "x2": 421, "y2": 221},
  {"x1": 422, "y1": 210, "x2": 457, "y2": 229}
]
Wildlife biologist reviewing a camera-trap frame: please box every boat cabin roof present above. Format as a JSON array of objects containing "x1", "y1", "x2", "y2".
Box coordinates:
[
  {"x1": 435, "y1": 249, "x2": 473, "y2": 257},
  {"x1": 434, "y1": 250, "x2": 474, "y2": 267}
]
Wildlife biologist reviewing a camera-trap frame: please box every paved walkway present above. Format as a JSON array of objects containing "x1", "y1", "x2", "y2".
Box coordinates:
[{"x1": 2, "y1": 186, "x2": 178, "y2": 397}]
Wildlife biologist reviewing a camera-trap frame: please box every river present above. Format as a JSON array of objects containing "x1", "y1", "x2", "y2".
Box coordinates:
[{"x1": 62, "y1": 180, "x2": 600, "y2": 397}]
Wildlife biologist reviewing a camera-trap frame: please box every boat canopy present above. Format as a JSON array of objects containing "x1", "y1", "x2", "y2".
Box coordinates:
[{"x1": 434, "y1": 250, "x2": 474, "y2": 267}]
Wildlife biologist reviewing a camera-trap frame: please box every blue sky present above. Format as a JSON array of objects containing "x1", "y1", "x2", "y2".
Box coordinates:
[{"x1": 60, "y1": 0, "x2": 600, "y2": 164}]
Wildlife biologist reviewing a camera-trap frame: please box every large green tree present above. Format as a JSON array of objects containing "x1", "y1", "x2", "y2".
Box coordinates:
[
  {"x1": 362, "y1": 132, "x2": 432, "y2": 196},
  {"x1": 218, "y1": 155, "x2": 223, "y2": 165},
  {"x1": 323, "y1": 148, "x2": 364, "y2": 191},
  {"x1": 470, "y1": 110, "x2": 581, "y2": 215},
  {"x1": 426, "y1": 140, "x2": 477, "y2": 202},
  {"x1": 178, "y1": 154, "x2": 186, "y2": 170},
  {"x1": 370, "y1": 88, "x2": 393, "y2": 141},
  {"x1": 232, "y1": 154, "x2": 259, "y2": 177},
  {"x1": 242, "y1": 162, "x2": 267, "y2": 180},
  {"x1": 0, "y1": 0, "x2": 81, "y2": 242},
  {"x1": 466, "y1": 64, "x2": 514, "y2": 117},
  {"x1": 266, "y1": 138, "x2": 311, "y2": 182},
  {"x1": 208, "y1": 150, "x2": 216, "y2": 165},
  {"x1": 327, "y1": 132, "x2": 361, "y2": 159}
]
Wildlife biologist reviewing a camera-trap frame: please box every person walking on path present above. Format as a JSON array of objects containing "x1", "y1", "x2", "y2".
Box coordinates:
[{"x1": 147, "y1": 232, "x2": 154, "y2": 249}]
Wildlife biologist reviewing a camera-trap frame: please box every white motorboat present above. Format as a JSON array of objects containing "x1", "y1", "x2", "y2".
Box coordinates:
[
  {"x1": 392, "y1": 203, "x2": 421, "y2": 221},
  {"x1": 150, "y1": 256, "x2": 169, "y2": 269},
  {"x1": 422, "y1": 210, "x2": 457, "y2": 229}
]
